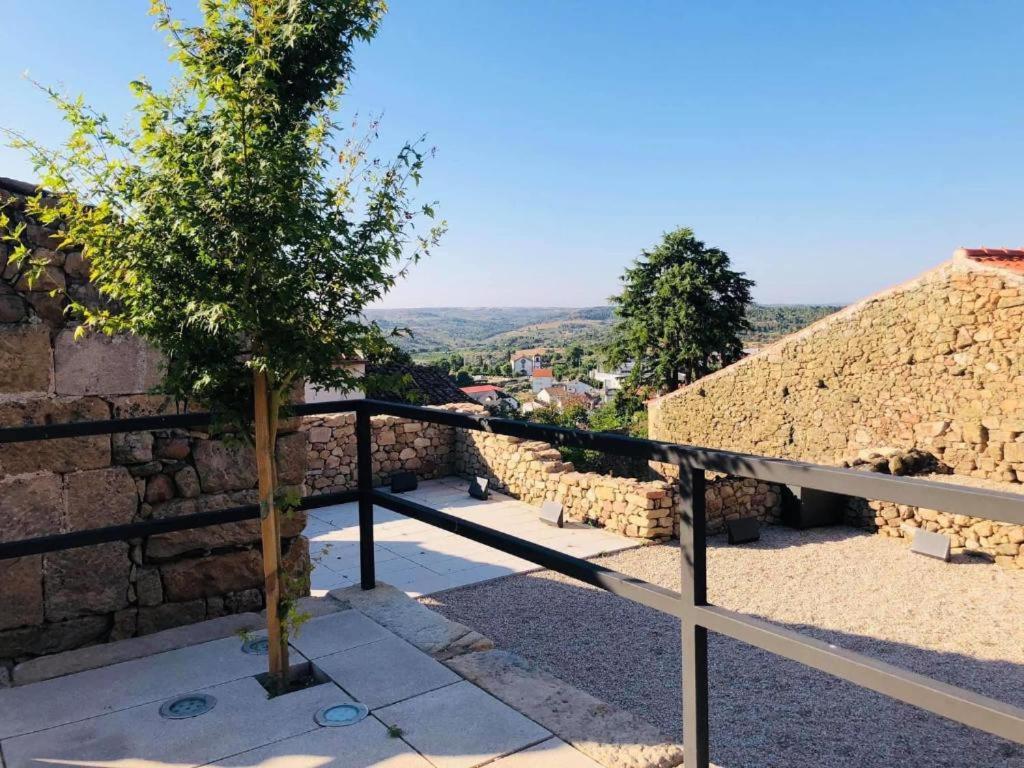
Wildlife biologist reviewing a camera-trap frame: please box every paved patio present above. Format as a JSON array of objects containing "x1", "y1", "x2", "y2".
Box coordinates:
[
  {"x1": 0, "y1": 607, "x2": 603, "y2": 768},
  {"x1": 306, "y1": 478, "x2": 640, "y2": 597}
]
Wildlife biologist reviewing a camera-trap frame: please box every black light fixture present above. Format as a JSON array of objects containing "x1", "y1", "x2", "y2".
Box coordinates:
[
  {"x1": 468, "y1": 476, "x2": 490, "y2": 500},
  {"x1": 390, "y1": 471, "x2": 418, "y2": 494},
  {"x1": 726, "y1": 516, "x2": 760, "y2": 544}
]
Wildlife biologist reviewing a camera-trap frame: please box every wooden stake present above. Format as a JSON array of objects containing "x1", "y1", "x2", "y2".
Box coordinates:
[{"x1": 254, "y1": 369, "x2": 288, "y2": 691}]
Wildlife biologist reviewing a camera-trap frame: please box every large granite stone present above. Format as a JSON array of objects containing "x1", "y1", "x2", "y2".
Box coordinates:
[
  {"x1": 0, "y1": 396, "x2": 110, "y2": 475},
  {"x1": 193, "y1": 438, "x2": 257, "y2": 493},
  {"x1": 146, "y1": 490, "x2": 260, "y2": 560},
  {"x1": 275, "y1": 430, "x2": 308, "y2": 485},
  {"x1": 65, "y1": 466, "x2": 138, "y2": 530},
  {"x1": 160, "y1": 549, "x2": 263, "y2": 601},
  {"x1": 137, "y1": 599, "x2": 206, "y2": 635},
  {"x1": 0, "y1": 615, "x2": 109, "y2": 660},
  {"x1": 0, "y1": 472, "x2": 62, "y2": 542},
  {"x1": 44, "y1": 542, "x2": 131, "y2": 621},
  {"x1": 0, "y1": 324, "x2": 51, "y2": 394},
  {"x1": 0, "y1": 557, "x2": 43, "y2": 630},
  {"x1": 111, "y1": 430, "x2": 154, "y2": 464},
  {"x1": 53, "y1": 329, "x2": 164, "y2": 396}
]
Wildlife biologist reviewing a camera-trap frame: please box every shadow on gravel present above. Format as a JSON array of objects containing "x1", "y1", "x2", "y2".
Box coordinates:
[{"x1": 423, "y1": 565, "x2": 1024, "y2": 768}]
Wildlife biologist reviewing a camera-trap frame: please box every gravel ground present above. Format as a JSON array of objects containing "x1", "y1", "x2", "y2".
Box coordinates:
[{"x1": 421, "y1": 526, "x2": 1024, "y2": 768}]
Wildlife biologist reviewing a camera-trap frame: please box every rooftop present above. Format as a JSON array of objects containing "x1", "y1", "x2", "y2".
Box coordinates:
[
  {"x1": 956, "y1": 247, "x2": 1024, "y2": 274},
  {"x1": 461, "y1": 384, "x2": 504, "y2": 395},
  {"x1": 531, "y1": 367, "x2": 554, "y2": 378}
]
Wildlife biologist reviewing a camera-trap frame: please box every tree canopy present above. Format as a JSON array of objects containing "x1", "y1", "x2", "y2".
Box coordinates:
[{"x1": 608, "y1": 228, "x2": 752, "y2": 393}]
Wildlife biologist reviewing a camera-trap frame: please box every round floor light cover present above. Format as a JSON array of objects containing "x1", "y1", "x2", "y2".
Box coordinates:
[
  {"x1": 159, "y1": 693, "x2": 217, "y2": 719},
  {"x1": 315, "y1": 703, "x2": 369, "y2": 727},
  {"x1": 241, "y1": 636, "x2": 269, "y2": 655}
]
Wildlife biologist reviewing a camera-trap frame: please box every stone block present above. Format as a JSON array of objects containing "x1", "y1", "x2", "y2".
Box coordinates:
[
  {"x1": 112, "y1": 431, "x2": 154, "y2": 464},
  {"x1": 144, "y1": 473, "x2": 175, "y2": 503},
  {"x1": 0, "y1": 325, "x2": 51, "y2": 394},
  {"x1": 155, "y1": 436, "x2": 190, "y2": 460},
  {"x1": 53, "y1": 330, "x2": 164, "y2": 396},
  {"x1": 0, "y1": 472, "x2": 62, "y2": 542},
  {"x1": 160, "y1": 549, "x2": 263, "y2": 601},
  {"x1": 135, "y1": 566, "x2": 163, "y2": 606},
  {"x1": 137, "y1": 600, "x2": 206, "y2": 636},
  {"x1": 0, "y1": 396, "x2": 110, "y2": 474},
  {"x1": 173, "y1": 465, "x2": 201, "y2": 498},
  {"x1": 146, "y1": 519, "x2": 260, "y2": 560},
  {"x1": 0, "y1": 557, "x2": 43, "y2": 630},
  {"x1": 0, "y1": 615, "x2": 109, "y2": 660},
  {"x1": 44, "y1": 542, "x2": 131, "y2": 621},
  {"x1": 65, "y1": 467, "x2": 138, "y2": 530},
  {"x1": 193, "y1": 438, "x2": 257, "y2": 493},
  {"x1": 275, "y1": 430, "x2": 308, "y2": 486}
]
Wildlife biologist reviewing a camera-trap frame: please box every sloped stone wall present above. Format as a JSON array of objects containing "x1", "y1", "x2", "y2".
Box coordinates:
[
  {"x1": 0, "y1": 181, "x2": 308, "y2": 670},
  {"x1": 648, "y1": 256, "x2": 1024, "y2": 566}
]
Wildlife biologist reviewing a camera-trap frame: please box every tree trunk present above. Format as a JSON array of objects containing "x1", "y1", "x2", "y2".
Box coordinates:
[{"x1": 253, "y1": 369, "x2": 288, "y2": 691}]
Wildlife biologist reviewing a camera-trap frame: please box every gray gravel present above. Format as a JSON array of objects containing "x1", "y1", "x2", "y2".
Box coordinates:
[{"x1": 421, "y1": 526, "x2": 1024, "y2": 768}]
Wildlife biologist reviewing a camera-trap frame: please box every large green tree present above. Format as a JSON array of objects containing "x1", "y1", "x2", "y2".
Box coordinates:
[
  {"x1": 2, "y1": 0, "x2": 443, "y2": 689},
  {"x1": 608, "y1": 228, "x2": 752, "y2": 393}
]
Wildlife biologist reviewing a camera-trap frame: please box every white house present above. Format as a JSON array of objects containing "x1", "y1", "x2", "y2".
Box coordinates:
[
  {"x1": 303, "y1": 359, "x2": 366, "y2": 402},
  {"x1": 589, "y1": 361, "x2": 633, "y2": 393},
  {"x1": 563, "y1": 379, "x2": 599, "y2": 397},
  {"x1": 511, "y1": 348, "x2": 551, "y2": 376},
  {"x1": 530, "y1": 367, "x2": 555, "y2": 392}
]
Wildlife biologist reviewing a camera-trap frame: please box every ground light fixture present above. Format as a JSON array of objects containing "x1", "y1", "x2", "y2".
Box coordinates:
[
  {"x1": 159, "y1": 693, "x2": 217, "y2": 719},
  {"x1": 241, "y1": 636, "x2": 270, "y2": 655},
  {"x1": 315, "y1": 703, "x2": 369, "y2": 727}
]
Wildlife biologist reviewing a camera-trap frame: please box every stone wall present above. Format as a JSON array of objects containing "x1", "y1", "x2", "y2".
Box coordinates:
[
  {"x1": 302, "y1": 411, "x2": 455, "y2": 493},
  {"x1": 0, "y1": 181, "x2": 308, "y2": 669},
  {"x1": 301, "y1": 403, "x2": 781, "y2": 538},
  {"x1": 648, "y1": 252, "x2": 1024, "y2": 566}
]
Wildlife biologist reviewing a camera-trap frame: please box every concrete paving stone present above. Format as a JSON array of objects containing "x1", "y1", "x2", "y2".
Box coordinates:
[
  {"x1": 375, "y1": 680, "x2": 551, "y2": 768},
  {"x1": 2, "y1": 675, "x2": 351, "y2": 768},
  {"x1": 330, "y1": 583, "x2": 492, "y2": 659},
  {"x1": 210, "y1": 715, "x2": 434, "y2": 767},
  {"x1": 488, "y1": 737, "x2": 605, "y2": 767},
  {"x1": 288, "y1": 609, "x2": 390, "y2": 660},
  {"x1": 315, "y1": 634, "x2": 461, "y2": 709},
  {"x1": 313, "y1": 541, "x2": 399, "y2": 572},
  {"x1": 413, "y1": 552, "x2": 497, "y2": 575},
  {"x1": 447, "y1": 650, "x2": 685, "y2": 768},
  {"x1": 0, "y1": 635, "x2": 267, "y2": 739},
  {"x1": 310, "y1": 566, "x2": 352, "y2": 596}
]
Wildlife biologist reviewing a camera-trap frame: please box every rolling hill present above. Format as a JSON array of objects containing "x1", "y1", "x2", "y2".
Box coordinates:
[{"x1": 365, "y1": 304, "x2": 841, "y2": 356}]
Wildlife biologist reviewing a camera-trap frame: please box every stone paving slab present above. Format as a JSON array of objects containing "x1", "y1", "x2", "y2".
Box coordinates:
[
  {"x1": 0, "y1": 635, "x2": 267, "y2": 739},
  {"x1": 2, "y1": 675, "x2": 352, "y2": 768},
  {"x1": 315, "y1": 633, "x2": 461, "y2": 709},
  {"x1": 375, "y1": 680, "x2": 552, "y2": 768},
  {"x1": 446, "y1": 650, "x2": 685, "y2": 768},
  {"x1": 308, "y1": 479, "x2": 641, "y2": 598},
  {"x1": 210, "y1": 714, "x2": 433, "y2": 767},
  {"x1": 288, "y1": 609, "x2": 391, "y2": 660}
]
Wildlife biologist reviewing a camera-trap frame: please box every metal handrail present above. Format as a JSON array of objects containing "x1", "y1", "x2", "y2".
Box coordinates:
[{"x1": 1, "y1": 396, "x2": 1022, "y2": 765}]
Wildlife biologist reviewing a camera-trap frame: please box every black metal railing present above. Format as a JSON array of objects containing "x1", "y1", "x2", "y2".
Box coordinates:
[{"x1": 1, "y1": 397, "x2": 1022, "y2": 767}]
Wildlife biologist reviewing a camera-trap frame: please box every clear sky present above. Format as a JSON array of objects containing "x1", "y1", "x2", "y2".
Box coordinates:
[{"x1": 2, "y1": 1, "x2": 1022, "y2": 308}]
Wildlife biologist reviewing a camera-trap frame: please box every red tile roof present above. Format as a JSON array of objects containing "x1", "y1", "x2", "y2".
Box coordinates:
[
  {"x1": 532, "y1": 367, "x2": 554, "y2": 378},
  {"x1": 957, "y1": 248, "x2": 1024, "y2": 275},
  {"x1": 461, "y1": 385, "x2": 502, "y2": 394}
]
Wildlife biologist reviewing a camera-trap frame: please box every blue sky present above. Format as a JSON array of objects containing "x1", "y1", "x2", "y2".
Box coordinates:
[{"x1": 2, "y1": 1, "x2": 1022, "y2": 307}]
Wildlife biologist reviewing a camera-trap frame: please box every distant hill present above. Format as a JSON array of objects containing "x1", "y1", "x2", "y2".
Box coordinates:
[{"x1": 367, "y1": 304, "x2": 841, "y2": 355}]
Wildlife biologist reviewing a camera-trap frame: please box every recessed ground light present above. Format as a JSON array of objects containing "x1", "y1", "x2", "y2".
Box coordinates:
[
  {"x1": 241, "y1": 637, "x2": 269, "y2": 655},
  {"x1": 159, "y1": 693, "x2": 217, "y2": 719},
  {"x1": 314, "y1": 703, "x2": 369, "y2": 727}
]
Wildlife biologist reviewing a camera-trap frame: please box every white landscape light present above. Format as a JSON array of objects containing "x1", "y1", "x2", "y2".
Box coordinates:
[
  {"x1": 539, "y1": 500, "x2": 564, "y2": 527},
  {"x1": 909, "y1": 528, "x2": 951, "y2": 562}
]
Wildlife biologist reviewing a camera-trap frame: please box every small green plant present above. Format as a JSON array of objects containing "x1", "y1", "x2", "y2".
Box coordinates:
[{"x1": 387, "y1": 724, "x2": 404, "y2": 738}]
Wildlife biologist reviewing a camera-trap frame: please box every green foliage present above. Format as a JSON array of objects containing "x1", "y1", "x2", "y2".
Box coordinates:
[
  {"x1": 454, "y1": 369, "x2": 474, "y2": 386},
  {"x1": 608, "y1": 228, "x2": 753, "y2": 394},
  {"x1": 3, "y1": 0, "x2": 444, "y2": 424}
]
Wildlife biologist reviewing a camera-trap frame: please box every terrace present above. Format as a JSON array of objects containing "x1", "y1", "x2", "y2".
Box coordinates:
[{"x1": 1, "y1": 398, "x2": 1023, "y2": 768}]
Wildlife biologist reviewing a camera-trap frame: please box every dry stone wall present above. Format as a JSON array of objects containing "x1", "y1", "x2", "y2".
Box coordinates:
[
  {"x1": 302, "y1": 403, "x2": 781, "y2": 537},
  {"x1": 648, "y1": 255, "x2": 1024, "y2": 567},
  {"x1": 302, "y1": 411, "x2": 455, "y2": 493},
  {"x1": 0, "y1": 182, "x2": 308, "y2": 669}
]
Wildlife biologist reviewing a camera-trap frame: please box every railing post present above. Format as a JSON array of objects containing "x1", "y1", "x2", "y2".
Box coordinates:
[
  {"x1": 356, "y1": 403, "x2": 375, "y2": 590},
  {"x1": 679, "y1": 465, "x2": 710, "y2": 767}
]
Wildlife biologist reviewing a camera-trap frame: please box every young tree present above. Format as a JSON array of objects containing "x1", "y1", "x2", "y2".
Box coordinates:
[
  {"x1": 3, "y1": 0, "x2": 443, "y2": 691},
  {"x1": 608, "y1": 228, "x2": 752, "y2": 393}
]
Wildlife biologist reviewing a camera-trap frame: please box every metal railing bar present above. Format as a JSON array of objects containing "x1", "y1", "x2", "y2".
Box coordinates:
[
  {"x1": 0, "y1": 399, "x2": 361, "y2": 445},
  {"x1": 0, "y1": 488, "x2": 359, "y2": 560},
  {"x1": 371, "y1": 489, "x2": 683, "y2": 616},
  {"x1": 693, "y1": 604, "x2": 1024, "y2": 745}
]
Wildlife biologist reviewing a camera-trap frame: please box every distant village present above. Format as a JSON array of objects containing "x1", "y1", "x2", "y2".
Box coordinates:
[{"x1": 458, "y1": 348, "x2": 632, "y2": 416}]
